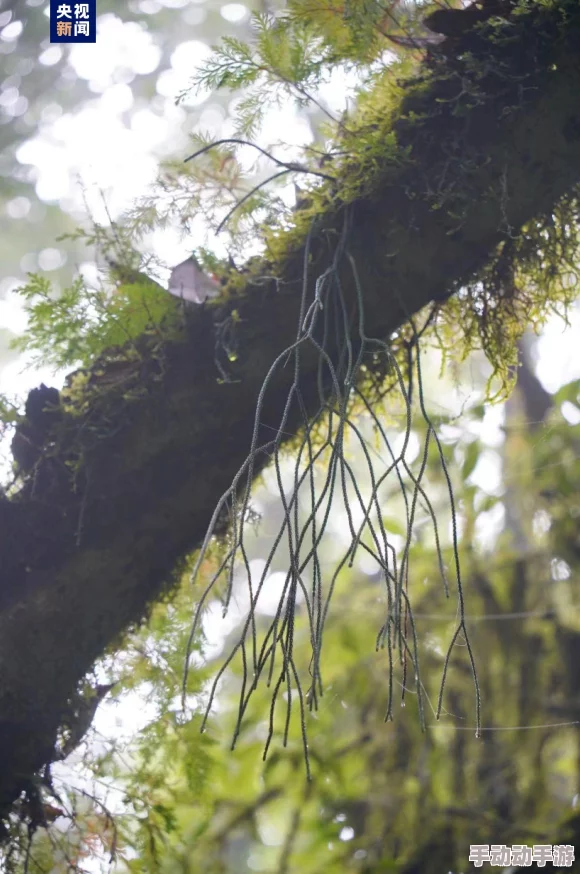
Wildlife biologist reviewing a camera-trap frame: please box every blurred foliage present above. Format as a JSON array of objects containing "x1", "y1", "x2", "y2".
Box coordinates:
[{"x1": 3, "y1": 360, "x2": 579, "y2": 873}]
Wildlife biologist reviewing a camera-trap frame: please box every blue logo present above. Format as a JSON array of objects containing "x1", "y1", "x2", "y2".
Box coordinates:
[{"x1": 50, "y1": 2, "x2": 96, "y2": 43}]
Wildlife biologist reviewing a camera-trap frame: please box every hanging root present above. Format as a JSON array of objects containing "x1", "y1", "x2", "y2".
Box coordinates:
[{"x1": 182, "y1": 207, "x2": 480, "y2": 774}]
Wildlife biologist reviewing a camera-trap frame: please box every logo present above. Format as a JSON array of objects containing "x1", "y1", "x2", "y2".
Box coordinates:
[
  {"x1": 469, "y1": 844, "x2": 575, "y2": 868},
  {"x1": 50, "y1": 2, "x2": 96, "y2": 44}
]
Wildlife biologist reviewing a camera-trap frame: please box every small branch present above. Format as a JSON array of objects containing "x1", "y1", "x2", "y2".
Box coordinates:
[{"x1": 184, "y1": 138, "x2": 335, "y2": 182}]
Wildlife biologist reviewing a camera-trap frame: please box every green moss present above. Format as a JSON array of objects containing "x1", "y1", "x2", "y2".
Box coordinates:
[{"x1": 262, "y1": 0, "x2": 580, "y2": 399}]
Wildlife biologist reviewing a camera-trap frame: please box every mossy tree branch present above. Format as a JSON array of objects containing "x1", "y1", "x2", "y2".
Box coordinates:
[{"x1": 1, "y1": 0, "x2": 580, "y2": 822}]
